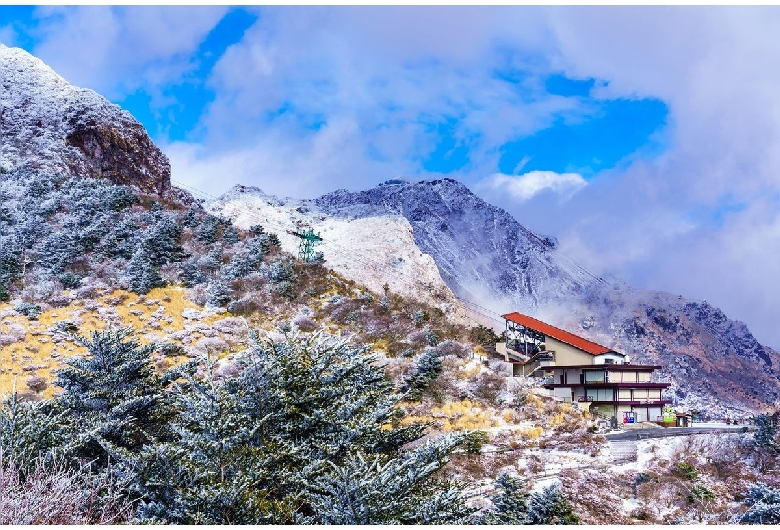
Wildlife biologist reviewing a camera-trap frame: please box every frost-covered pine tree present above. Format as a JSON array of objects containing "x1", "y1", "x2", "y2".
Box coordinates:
[
  {"x1": 481, "y1": 473, "x2": 530, "y2": 524},
  {"x1": 196, "y1": 215, "x2": 221, "y2": 243},
  {"x1": 527, "y1": 485, "x2": 579, "y2": 525},
  {"x1": 223, "y1": 222, "x2": 240, "y2": 244},
  {"x1": 54, "y1": 328, "x2": 171, "y2": 466},
  {"x1": 305, "y1": 439, "x2": 472, "y2": 524},
  {"x1": 753, "y1": 413, "x2": 778, "y2": 450},
  {"x1": 136, "y1": 332, "x2": 471, "y2": 524},
  {"x1": 206, "y1": 277, "x2": 232, "y2": 307},
  {"x1": 0, "y1": 391, "x2": 65, "y2": 472},
  {"x1": 0, "y1": 237, "x2": 21, "y2": 300},
  {"x1": 143, "y1": 213, "x2": 185, "y2": 266},
  {"x1": 402, "y1": 348, "x2": 442, "y2": 401},
  {"x1": 127, "y1": 245, "x2": 164, "y2": 295},
  {"x1": 738, "y1": 484, "x2": 780, "y2": 524},
  {"x1": 179, "y1": 257, "x2": 205, "y2": 287}
]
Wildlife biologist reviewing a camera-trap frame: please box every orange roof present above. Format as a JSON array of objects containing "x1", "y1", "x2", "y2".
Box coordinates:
[{"x1": 502, "y1": 312, "x2": 612, "y2": 356}]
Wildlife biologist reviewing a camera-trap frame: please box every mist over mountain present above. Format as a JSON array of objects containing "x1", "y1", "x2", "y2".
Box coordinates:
[{"x1": 312, "y1": 178, "x2": 780, "y2": 416}]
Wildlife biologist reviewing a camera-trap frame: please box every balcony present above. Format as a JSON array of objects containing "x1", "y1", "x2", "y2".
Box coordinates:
[{"x1": 578, "y1": 398, "x2": 672, "y2": 406}]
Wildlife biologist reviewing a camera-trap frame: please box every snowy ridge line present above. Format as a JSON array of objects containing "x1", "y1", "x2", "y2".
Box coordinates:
[
  {"x1": 173, "y1": 179, "x2": 485, "y2": 327},
  {"x1": 172, "y1": 179, "x2": 397, "y2": 267},
  {"x1": 172, "y1": 180, "x2": 530, "y2": 331},
  {"x1": 173, "y1": 179, "x2": 426, "y2": 278}
]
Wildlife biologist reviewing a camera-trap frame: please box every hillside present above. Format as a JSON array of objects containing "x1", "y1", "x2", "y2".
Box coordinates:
[
  {"x1": 206, "y1": 184, "x2": 471, "y2": 326},
  {"x1": 209, "y1": 178, "x2": 780, "y2": 416}
]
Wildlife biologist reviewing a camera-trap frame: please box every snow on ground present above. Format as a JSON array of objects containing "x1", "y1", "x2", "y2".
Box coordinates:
[{"x1": 208, "y1": 186, "x2": 473, "y2": 326}]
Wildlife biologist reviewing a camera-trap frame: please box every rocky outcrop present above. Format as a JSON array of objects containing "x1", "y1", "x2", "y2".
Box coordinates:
[
  {"x1": 0, "y1": 44, "x2": 170, "y2": 196},
  {"x1": 316, "y1": 178, "x2": 603, "y2": 311}
]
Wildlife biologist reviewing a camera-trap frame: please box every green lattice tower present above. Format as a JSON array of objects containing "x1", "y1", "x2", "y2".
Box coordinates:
[{"x1": 292, "y1": 228, "x2": 323, "y2": 262}]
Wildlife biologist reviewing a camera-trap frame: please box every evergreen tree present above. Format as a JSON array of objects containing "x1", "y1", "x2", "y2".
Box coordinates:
[
  {"x1": 0, "y1": 392, "x2": 65, "y2": 472},
  {"x1": 206, "y1": 278, "x2": 232, "y2": 307},
  {"x1": 53, "y1": 328, "x2": 171, "y2": 467},
  {"x1": 0, "y1": 236, "x2": 22, "y2": 293},
  {"x1": 127, "y1": 246, "x2": 164, "y2": 295},
  {"x1": 181, "y1": 207, "x2": 200, "y2": 228},
  {"x1": 223, "y1": 222, "x2": 240, "y2": 244},
  {"x1": 196, "y1": 215, "x2": 221, "y2": 243},
  {"x1": 481, "y1": 473, "x2": 530, "y2": 524},
  {"x1": 402, "y1": 348, "x2": 443, "y2": 401},
  {"x1": 305, "y1": 440, "x2": 472, "y2": 524},
  {"x1": 200, "y1": 248, "x2": 223, "y2": 277},
  {"x1": 738, "y1": 484, "x2": 780, "y2": 524},
  {"x1": 144, "y1": 214, "x2": 185, "y2": 266},
  {"x1": 136, "y1": 333, "x2": 470, "y2": 524},
  {"x1": 527, "y1": 485, "x2": 579, "y2": 525},
  {"x1": 179, "y1": 257, "x2": 205, "y2": 287},
  {"x1": 753, "y1": 413, "x2": 778, "y2": 450}
]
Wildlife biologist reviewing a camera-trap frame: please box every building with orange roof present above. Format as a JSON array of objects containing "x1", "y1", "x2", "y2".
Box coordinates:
[{"x1": 499, "y1": 312, "x2": 671, "y2": 423}]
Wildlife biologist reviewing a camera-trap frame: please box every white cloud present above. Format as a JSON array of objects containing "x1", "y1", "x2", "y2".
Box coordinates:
[
  {"x1": 164, "y1": 115, "x2": 403, "y2": 199},
  {"x1": 29, "y1": 6, "x2": 227, "y2": 98},
  {"x1": 171, "y1": 6, "x2": 593, "y2": 200},
  {"x1": 479, "y1": 170, "x2": 587, "y2": 202}
]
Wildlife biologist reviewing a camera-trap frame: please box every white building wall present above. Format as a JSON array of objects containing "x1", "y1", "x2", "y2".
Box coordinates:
[{"x1": 593, "y1": 352, "x2": 625, "y2": 364}]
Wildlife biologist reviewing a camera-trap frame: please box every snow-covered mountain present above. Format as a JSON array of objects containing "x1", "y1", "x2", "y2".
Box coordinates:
[
  {"x1": 315, "y1": 178, "x2": 605, "y2": 311},
  {"x1": 212, "y1": 178, "x2": 779, "y2": 416},
  {"x1": 313, "y1": 179, "x2": 780, "y2": 416},
  {"x1": 206, "y1": 184, "x2": 473, "y2": 327},
  {"x1": 0, "y1": 44, "x2": 170, "y2": 196}
]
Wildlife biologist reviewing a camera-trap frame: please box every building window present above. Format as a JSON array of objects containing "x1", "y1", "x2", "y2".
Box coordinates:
[
  {"x1": 586, "y1": 388, "x2": 613, "y2": 401},
  {"x1": 584, "y1": 371, "x2": 606, "y2": 383}
]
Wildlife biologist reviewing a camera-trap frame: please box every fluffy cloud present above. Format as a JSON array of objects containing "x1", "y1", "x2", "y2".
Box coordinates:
[
  {"x1": 479, "y1": 171, "x2": 587, "y2": 202},
  {"x1": 29, "y1": 6, "x2": 227, "y2": 98},
  {"x1": 531, "y1": 7, "x2": 780, "y2": 346},
  {"x1": 173, "y1": 7, "x2": 590, "y2": 196}
]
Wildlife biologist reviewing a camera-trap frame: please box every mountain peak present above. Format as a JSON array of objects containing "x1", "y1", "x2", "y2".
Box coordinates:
[{"x1": 0, "y1": 45, "x2": 170, "y2": 196}]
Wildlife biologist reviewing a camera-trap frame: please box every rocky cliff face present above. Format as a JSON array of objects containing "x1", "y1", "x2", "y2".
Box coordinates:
[
  {"x1": 0, "y1": 44, "x2": 170, "y2": 196},
  {"x1": 315, "y1": 179, "x2": 780, "y2": 416}
]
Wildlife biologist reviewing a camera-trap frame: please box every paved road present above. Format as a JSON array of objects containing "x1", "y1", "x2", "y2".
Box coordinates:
[{"x1": 606, "y1": 425, "x2": 752, "y2": 441}]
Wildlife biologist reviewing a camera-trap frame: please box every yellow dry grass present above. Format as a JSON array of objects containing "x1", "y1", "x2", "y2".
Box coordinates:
[
  {"x1": 401, "y1": 399, "x2": 503, "y2": 432},
  {"x1": 522, "y1": 425, "x2": 544, "y2": 440},
  {"x1": 457, "y1": 363, "x2": 482, "y2": 380},
  {"x1": 0, "y1": 286, "x2": 241, "y2": 400}
]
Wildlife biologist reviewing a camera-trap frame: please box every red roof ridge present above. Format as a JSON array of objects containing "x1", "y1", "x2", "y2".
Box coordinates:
[{"x1": 502, "y1": 312, "x2": 613, "y2": 356}]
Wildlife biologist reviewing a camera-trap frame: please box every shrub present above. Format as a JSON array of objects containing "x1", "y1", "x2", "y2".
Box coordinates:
[
  {"x1": 293, "y1": 315, "x2": 317, "y2": 332},
  {"x1": 463, "y1": 430, "x2": 490, "y2": 455},
  {"x1": 13, "y1": 302, "x2": 41, "y2": 320},
  {"x1": 0, "y1": 457, "x2": 132, "y2": 524},
  {"x1": 25, "y1": 376, "x2": 47, "y2": 393}
]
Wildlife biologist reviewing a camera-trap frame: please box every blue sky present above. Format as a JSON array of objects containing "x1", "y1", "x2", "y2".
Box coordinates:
[
  {"x1": 1, "y1": 6, "x2": 669, "y2": 189},
  {"x1": 3, "y1": 6, "x2": 780, "y2": 348}
]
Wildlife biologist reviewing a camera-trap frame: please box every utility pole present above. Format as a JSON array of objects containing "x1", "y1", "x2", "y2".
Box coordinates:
[{"x1": 290, "y1": 228, "x2": 323, "y2": 263}]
